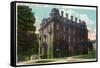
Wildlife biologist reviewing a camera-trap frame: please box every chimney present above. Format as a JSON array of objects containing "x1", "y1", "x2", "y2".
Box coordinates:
[
  {"x1": 71, "y1": 16, "x2": 73, "y2": 21},
  {"x1": 66, "y1": 13, "x2": 68, "y2": 19},
  {"x1": 79, "y1": 19, "x2": 81, "y2": 23},
  {"x1": 61, "y1": 11, "x2": 63, "y2": 17},
  {"x1": 75, "y1": 17, "x2": 77, "y2": 22},
  {"x1": 82, "y1": 21, "x2": 86, "y2": 25}
]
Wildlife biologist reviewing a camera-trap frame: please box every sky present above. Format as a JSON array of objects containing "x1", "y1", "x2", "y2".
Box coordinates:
[{"x1": 17, "y1": 3, "x2": 97, "y2": 40}]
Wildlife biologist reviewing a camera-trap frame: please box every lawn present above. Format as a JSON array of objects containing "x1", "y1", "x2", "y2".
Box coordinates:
[
  {"x1": 18, "y1": 50, "x2": 96, "y2": 65},
  {"x1": 73, "y1": 50, "x2": 96, "y2": 59}
]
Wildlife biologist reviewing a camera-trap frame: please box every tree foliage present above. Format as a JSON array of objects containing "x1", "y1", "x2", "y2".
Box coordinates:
[
  {"x1": 17, "y1": 5, "x2": 38, "y2": 61},
  {"x1": 88, "y1": 39, "x2": 93, "y2": 51}
]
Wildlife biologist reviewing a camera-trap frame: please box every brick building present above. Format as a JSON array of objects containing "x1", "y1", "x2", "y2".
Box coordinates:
[{"x1": 39, "y1": 8, "x2": 88, "y2": 59}]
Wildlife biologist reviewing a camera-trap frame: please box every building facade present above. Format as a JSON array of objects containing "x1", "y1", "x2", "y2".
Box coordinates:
[{"x1": 39, "y1": 8, "x2": 88, "y2": 59}]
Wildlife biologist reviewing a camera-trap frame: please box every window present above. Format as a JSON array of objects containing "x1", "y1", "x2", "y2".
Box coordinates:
[
  {"x1": 69, "y1": 36, "x2": 70, "y2": 42},
  {"x1": 81, "y1": 39, "x2": 83, "y2": 42},
  {"x1": 73, "y1": 30, "x2": 75, "y2": 35},
  {"x1": 64, "y1": 35, "x2": 65, "y2": 40},
  {"x1": 73, "y1": 38, "x2": 75, "y2": 42},
  {"x1": 69, "y1": 28, "x2": 71, "y2": 34},
  {"x1": 56, "y1": 24, "x2": 59, "y2": 30},
  {"x1": 77, "y1": 38, "x2": 79, "y2": 42},
  {"x1": 69, "y1": 45, "x2": 70, "y2": 49},
  {"x1": 48, "y1": 25, "x2": 52, "y2": 35},
  {"x1": 48, "y1": 25, "x2": 50, "y2": 32},
  {"x1": 64, "y1": 27, "x2": 66, "y2": 32},
  {"x1": 57, "y1": 33, "x2": 59, "y2": 40}
]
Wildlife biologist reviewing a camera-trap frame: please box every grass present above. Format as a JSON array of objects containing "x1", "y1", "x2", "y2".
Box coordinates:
[
  {"x1": 74, "y1": 50, "x2": 96, "y2": 59},
  {"x1": 20, "y1": 50, "x2": 96, "y2": 64}
]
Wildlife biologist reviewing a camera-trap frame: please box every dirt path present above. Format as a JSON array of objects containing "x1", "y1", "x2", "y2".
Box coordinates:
[{"x1": 17, "y1": 56, "x2": 96, "y2": 65}]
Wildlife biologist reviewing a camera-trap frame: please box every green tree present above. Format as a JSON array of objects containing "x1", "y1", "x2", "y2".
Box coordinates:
[
  {"x1": 88, "y1": 39, "x2": 93, "y2": 51},
  {"x1": 17, "y1": 5, "x2": 38, "y2": 61}
]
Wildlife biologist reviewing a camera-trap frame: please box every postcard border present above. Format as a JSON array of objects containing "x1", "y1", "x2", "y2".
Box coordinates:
[{"x1": 10, "y1": 1, "x2": 98, "y2": 67}]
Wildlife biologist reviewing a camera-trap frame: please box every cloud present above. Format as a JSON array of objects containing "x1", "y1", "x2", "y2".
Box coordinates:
[
  {"x1": 59, "y1": 9, "x2": 95, "y2": 30},
  {"x1": 79, "y1": 14, "x2": 94, "y2": 24},
  {"x1": 88, "y1": 30, "x2": 96, "y2": 40},
  {"x1": 59, "y1": 9, "x2": 96, "y2": 40},
  {"x1": 59, "y1": 9, "x2": 80, "y2": 20}
]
